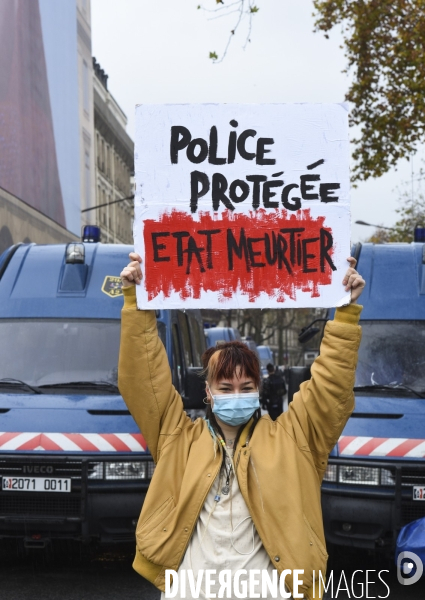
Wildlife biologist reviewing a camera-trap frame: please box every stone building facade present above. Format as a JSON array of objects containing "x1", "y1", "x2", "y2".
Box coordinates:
[
  {"x1": 92, "y1": 59, "x2": 134, "y2": 244},
  {"x1": 77, "y1": 0, "x2": 97, "y2": 227},
  {"x1": 0, "y1": 188, "x2": 78, "y2": 255},
  {"x1": 0, "y1": 1, "x2": 134, "y2": 255}
]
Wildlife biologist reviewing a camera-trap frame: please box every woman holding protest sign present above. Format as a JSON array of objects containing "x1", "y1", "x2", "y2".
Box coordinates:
[{"x1": 119, "y1": 252, "x2": 365, "y2": 600}]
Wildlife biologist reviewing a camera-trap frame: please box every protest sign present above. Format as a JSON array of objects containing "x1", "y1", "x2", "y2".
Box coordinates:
[{"x1": 134, "y1": 104, "x2": 351, "y2": 309}]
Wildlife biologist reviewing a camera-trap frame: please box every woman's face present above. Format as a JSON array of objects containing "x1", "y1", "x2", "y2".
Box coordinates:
[{"x1": 206, "y1": 367, "x2": 258, "y2": 407}]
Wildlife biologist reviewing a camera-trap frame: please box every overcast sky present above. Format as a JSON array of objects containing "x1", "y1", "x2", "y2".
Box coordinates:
[{"x1": 91, "y1": 0, "x2": 423, "y2": 243}]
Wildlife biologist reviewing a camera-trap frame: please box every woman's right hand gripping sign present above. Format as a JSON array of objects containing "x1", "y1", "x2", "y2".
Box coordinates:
[
  {"x1": 120, "y1": 252, "x2": 143, "y2": 288},
  {"x1": 343, "y1": 256, "x2": 365, "y2": 304}
]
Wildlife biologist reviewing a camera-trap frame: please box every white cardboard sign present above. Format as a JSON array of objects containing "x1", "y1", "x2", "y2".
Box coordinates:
[{"x1": 134, "y1": 103, "x2": 351, "y2": 309}]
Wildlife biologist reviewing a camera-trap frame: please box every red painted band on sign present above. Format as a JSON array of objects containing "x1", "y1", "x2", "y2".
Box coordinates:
[{"x1": 143, "y1": 209, "x2": 336, "y2": 302}]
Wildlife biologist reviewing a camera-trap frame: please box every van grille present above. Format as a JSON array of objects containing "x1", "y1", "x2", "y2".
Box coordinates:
[
  {"x1": 0, "y1": 459, "x2": 83, "y2": 480},
  {"x1": 0, "y1": 494, "x2": 81, "y2": 517},
  {"x1": 400, "y1": 466, "x2": 425, "y2": 525},
  {"x1": 400, "y1": 467, "x2": 425, "y2": 487},
  {"x1": 401, "y1": 501, "x2": 425, "y2": 526}
]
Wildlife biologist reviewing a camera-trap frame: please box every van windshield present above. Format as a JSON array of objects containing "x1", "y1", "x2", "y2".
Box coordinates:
[
  {"x1": 356, "y1": 320, "x2": 425, "y2": 393},
  {"x1": 0, "y1": 318, "x2": 166, "y2": 389}
]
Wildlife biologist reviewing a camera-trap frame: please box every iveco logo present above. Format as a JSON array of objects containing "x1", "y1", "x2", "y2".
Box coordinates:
[{"x1": 23, "y1": 466, "x2": 54, "y2": 474}]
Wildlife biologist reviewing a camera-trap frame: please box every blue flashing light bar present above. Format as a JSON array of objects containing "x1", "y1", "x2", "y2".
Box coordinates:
[
  {"x1": 414, "y1": 226, "x2": 425, "y2": 243},
  {"x1": 82, "y1": 225, "x2": 101, "y2": 243}
]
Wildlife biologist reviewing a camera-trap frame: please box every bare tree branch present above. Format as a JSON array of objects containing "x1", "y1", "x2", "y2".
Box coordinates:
[{"x1": 199, "y1": 0, "x2": 259, "y2": 63}]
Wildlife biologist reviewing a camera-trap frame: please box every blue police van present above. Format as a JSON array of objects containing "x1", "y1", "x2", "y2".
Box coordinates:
[
  {"x1": 317, "y1": 242, "x2": 425, "y2": 556},
  {"x1": 0, "y1": 241, "x2": 205, "y2": 548}
]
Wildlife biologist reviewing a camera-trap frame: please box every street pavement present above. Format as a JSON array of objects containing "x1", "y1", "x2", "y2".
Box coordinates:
[
  {"x1": 0, "y1": 541, "x2": 424, "y2": 599},
  {"x1": 0, "y1": 542, "x2": 159, "y2": 600}
]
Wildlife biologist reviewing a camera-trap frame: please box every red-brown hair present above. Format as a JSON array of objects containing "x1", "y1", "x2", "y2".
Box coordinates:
[{"x1": 202, "y1": 341, "x2": 261, "y2": 388}]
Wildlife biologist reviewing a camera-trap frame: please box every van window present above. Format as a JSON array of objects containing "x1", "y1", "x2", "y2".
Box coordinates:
[
  {"x1": 172, "y1": 324, "x2": 183, "y2": 392},
  {"x1": 356, "y1": 320, "x2": 425, "y2": 391},
  {"x1": 177, "y1": 312, "x2": 193, "y2": 368},
  {"x1": 157, "y1": 322, "x2": 166, "y2": 348},
  {"x1": 189, "y1": 316, "x2": 203, "y2": 367}
]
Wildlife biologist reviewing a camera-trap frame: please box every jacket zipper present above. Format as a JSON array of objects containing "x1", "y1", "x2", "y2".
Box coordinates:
[
  {"x1": 233, "y1": 438, "x2": 297, "y2": 598},
  {"x1": 174, "y1": 423, "x2": 250, "y2": 570}
]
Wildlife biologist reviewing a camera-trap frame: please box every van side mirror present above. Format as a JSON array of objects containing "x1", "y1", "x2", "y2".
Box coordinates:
[
  {"x1": 288, "y1": 366, "x2": 311, "y2": 404},
  {"x1": 298, "y1": 327, "x2": 320, "y2": 344},
  {"x1": 298, "y1": 318, "x2": 328, "y2": 344}
]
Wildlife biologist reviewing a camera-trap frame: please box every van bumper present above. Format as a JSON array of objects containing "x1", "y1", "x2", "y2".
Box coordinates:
[
  {"x1": 321, "y1": 458, "x2": 425, "y2": 552},
  {"x1": 322, "y1": 492, "x2": 394, "y2": 550},
  {"x1": 0, "y1": 486, "x2": 148, "y2": 544}
]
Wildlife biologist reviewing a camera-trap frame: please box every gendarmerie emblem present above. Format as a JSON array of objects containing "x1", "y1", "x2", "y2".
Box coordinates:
[{"x1": 101, "y1": 276, "x2": 123, "y2": 298}]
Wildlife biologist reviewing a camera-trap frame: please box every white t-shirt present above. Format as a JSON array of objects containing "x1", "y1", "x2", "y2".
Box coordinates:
[{"x1": 160, "y1": 453, "x2": 286, "y2": 600}]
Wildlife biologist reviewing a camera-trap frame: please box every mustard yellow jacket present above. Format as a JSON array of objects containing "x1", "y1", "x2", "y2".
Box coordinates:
[{"x1": 118, "y1": 287, "x2": 362, "y2": 599}]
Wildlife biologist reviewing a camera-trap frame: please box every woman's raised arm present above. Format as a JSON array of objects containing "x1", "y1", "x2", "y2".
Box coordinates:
[
  {"x1": 118, "y1": 253, "x2": 190, "y2": 463},
  {"x1": 283, "y1": 258, "x2": 365, "y2": 477}
]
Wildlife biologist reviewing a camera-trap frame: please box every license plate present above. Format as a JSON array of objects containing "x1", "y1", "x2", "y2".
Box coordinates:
[
  {"x1": 413, "y1": 486, "x2": 425, "y2": 501},
  {"x1": 2, "y1": 477, "x2": 71, "y2": 493}
]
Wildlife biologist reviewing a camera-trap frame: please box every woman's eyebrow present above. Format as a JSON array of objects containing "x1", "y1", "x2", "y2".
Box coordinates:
[{"x1": 216, "y1": 380, "x2": 255, "y2": 387}]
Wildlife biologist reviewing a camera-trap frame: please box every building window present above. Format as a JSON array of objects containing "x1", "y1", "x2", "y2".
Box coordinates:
[
  {"x1": 96, "y1": 134, "x2": 101, "y2": 168},
  {"x1": 106, "y1": 145, "x2": 111, "y2": 179},
  {"x1": 83, "y1": 59, "x2": 89, "y2": 113},
  {"x1": 85, "y1": 152, "x2": 91, "y2": 207},
  {"x1": 101, "y1": 140, "x2": 105, "y2": 172}
]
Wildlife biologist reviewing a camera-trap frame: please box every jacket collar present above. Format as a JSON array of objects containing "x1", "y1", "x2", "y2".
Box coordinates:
[
  {"x1": 238, "y1": 417, "x2": 254, "y2": 447},
  {"x1": 205, "y1": 416, "x2": 254, "y2": 451}
]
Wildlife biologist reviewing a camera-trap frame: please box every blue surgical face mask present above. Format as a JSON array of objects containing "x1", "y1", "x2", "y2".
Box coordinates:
[{"x1": 210, "y1": 391, "x2": 260, "y2": 427}]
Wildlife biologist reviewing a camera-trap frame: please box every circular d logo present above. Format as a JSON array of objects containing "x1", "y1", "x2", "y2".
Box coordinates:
[{"x1": 397, "y1": 551, "x2": 423, "y2": 585}]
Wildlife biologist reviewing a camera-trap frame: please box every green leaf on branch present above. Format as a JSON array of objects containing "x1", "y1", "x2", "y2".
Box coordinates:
[{"x1": 209, "y1": 51, "x2": 219, "y2": 60}]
